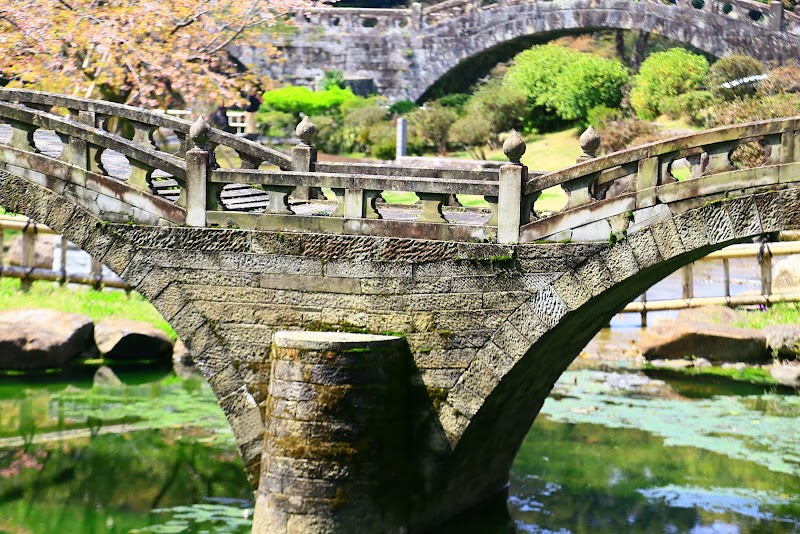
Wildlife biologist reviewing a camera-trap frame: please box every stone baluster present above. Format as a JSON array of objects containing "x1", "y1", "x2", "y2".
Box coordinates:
[
  {"x1": 769, "y1": 0, "x2": 784, "y2": 31},
  {"x1": 186, "y1": 117, "x2": 211, "y2": 226},
  {"x1": 130, "y1": 120, "x2": 159, "y2": 150},
  {"x1": 561, "y1": 126, "x2": 601, "y2": 210},
  {"x1": 497, "y1": 131, "x2": 534, "y2": 244},
  {"x1": 291, "y1": 116, "x2": 317, "y2": 202},
  {"x1": 4, "y1": 119, "x2": 37, "y2": 152},
  {"x1": 411, "y1": 2, "x2": 423, "y2": 29},
  {"x1": 336, "y1": 188, "x2": 382, "y2": 219},
  {"x1": 416, "y1": 192, "x2": 448, "y2": 223}
]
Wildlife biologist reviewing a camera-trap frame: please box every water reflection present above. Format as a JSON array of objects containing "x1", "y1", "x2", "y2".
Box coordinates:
[{"x1": 0, "y1": 369, "x2": 798, "y2": 533}]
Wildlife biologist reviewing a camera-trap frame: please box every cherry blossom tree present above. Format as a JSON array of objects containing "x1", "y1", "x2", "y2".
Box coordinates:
[{"x1": 0, "y1": 0, "x2": 319, "y2": 108}]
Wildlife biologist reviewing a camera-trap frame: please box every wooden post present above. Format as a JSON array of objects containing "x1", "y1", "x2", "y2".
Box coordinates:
[
  {"x1": 682, "y1": 263, "x2": 694, "y2": 300},
  {"x1": 59, "y1": 236, "x2": 68, "y2": 286},
  {"x1": 722, "y1": 257, "x2": 730, "y2": 298},
  {"x1": 640, "y1": 291, "x2": 648, "y2": 327},
  {"x1": 761, "y1": 250, "x2": 773, "y2": 300},
  {"x1": 90, "y1": 257, "x2": 102, "y2": 291},
  {"x1": 20, "y1": 221, "x2": 35, "y2": 291}
]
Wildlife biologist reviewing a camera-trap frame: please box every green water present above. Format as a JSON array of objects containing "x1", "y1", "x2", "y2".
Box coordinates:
[{"x1": 0, "y1": 369, "x2": 798, "y2": 533}]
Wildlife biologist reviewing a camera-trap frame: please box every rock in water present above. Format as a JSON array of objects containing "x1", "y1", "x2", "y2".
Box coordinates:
[
  {"x1": 93, "y1": 365, "x2": 123, "y2": 387},
  {"x1": 94, "y1": 319, "x2": 173, "y2": 361},
  {"x1": 639, "y1": 319, "x2": 769, "y2": 363},
  {"x1": 0, "y1": 309, "x2": 95, "y2": 370},
  {"x1": 768, "y1": 362, "x2": 800, "y2": 387}
]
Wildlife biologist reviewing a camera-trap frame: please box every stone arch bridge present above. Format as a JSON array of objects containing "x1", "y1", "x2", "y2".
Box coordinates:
[
  {"x1": 234, "y1": 0, "x2": 800, "y2": 101},
  {"x1": 0, "y1": 88, "x2": 798, "y2": 532}
]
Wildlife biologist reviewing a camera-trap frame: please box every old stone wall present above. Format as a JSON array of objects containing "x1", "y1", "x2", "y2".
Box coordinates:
[{"x1": 239, "y1": 0, "x2": 800, "y2": 101}]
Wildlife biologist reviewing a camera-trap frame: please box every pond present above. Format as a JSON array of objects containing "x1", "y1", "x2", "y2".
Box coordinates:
[{"x1": 0, "y1": 364, "x2": 797, "y2": 533}]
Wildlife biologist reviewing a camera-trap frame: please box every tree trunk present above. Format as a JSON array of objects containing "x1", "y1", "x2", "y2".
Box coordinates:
[
  {"x1": 630, "y1": 31, "x2": 650, "y2": 72},
  {"x1": 615, "y1": 30, "x2": 627, "y2": 63}
]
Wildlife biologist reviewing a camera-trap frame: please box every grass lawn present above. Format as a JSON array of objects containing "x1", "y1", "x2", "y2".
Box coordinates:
[{"x1": 0, "y1": 278, "x2": 175, "y2": 339}]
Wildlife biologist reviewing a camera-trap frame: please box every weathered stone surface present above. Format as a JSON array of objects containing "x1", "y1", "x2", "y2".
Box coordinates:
[
  {"x1": 764, "y1": 324, "x2": 800, "y2": 359},
  {"x1": 0, "y1": 309, "x2": 94, "y2": 369},
  {"x1": 242, "y1": 0, "x2": 800, "y2": 101},
  {"x1": 7, "y1": 233, "x2": 58, "y2": 268},
  {"x1": 768, "y1": 362, "x2": 800, "y2": 387},
  {"x1": 93, "y1": 365, "x2": 123, "y2": 387},
  {"x1": 772, "y1": 254, "x2": 800, "y2": 289},
  {"x1": 639, "y1": 319, "x2": 769, "y2": 363},
  {"x1": 94, "y1": 319, "x2": 173, "y2": 361}
]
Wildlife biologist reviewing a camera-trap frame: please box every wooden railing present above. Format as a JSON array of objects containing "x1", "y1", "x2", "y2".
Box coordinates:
[
  {"x1": 0, "y1": 216, "x2": 128, "y2": 290},
  {"x1": 622, "y1": 242, "x2": 800, "y2": 325}
]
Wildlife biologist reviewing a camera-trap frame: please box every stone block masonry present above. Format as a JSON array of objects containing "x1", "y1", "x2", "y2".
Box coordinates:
[{"x1": 253, "y1": 331, "x2": 409, "y2": 534}]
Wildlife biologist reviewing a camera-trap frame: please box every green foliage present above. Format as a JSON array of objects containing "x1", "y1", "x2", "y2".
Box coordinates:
[
  {"x1": 630, "y1": 49, "x2": 709, "y2": 120},
  {"x1": 449, "y1": 113, "x2": 493, "y2": 159},
  {"x1": 704, "y1": 92, "x2": 800, "y2": 127},
  {"x1": 706, "y1": 55, "x2": 765, "y2": 101},
  {"x1": 306, "y1": 115, "x2": 340, "y2": 154},
  {"x1": 505, "y1": 44, "x2": 628, "y2": 126},
  {"x1": 388, "y1": 99, "x2": 418, "y2": 116},
  {"x1": 466, "y1": 77, "x2": 527, "y2": 134},
  {"x1": 595, "y1": 115, "x2": 661, "y2": 154},
  {"x1": 437, "y1": 93, "x2": 471, "y2": 112},
  {"x1": 366, "y1": 121, "x2": 396, "y2": 160},
  {"x1": 731, "y1": 303, "x2": 800, "y2": 330},
  {"x1": 255, "y1": 109, "x2": 295, "y2": 137},
  {"x1": 586, "y1": 105, "x2": 622, "y2": 127},
  {"x1": 670, "y1": 90, "x2": 716, "y2": 125},
  {"x1": 259, "y1": 85, "x2": 356, "y2": 117},
  {"x1": 547, "y1": 54, "x2": 629, "y2": 121},
  {"x1": 408, "y1": 102, "x2": 458, "y2": 154},
  {"x1": 758, "y1": 64, "x2": 800, "y2": 96},
  {"x1": 320, "y1": 69, "x2": 346, "y2": 90}
]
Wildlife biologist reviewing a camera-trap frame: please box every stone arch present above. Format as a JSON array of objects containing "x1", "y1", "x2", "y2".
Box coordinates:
[
  {"x1": 431, "y1": 186, "x2": 799, "y2": 519},
  {"x1": 410, "y1": 0, "x2": 800, "y2": 100},
  {"x1": 0, "y1": 169, "x2": 266, "y2": 485}
]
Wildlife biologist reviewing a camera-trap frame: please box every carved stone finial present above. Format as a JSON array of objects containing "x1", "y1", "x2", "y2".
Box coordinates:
[
  {"x1": 503, "y1": 130, "x2": 526, "y2": 164},
  {"x1": 296, "y1": 116, "x2": 317, "y2": 146},
  {"x1": 190, "y1": 116, "x2": 211, "y2": 150},
  {"x1": 579, "y1": 126, "x2": 601, "y2": 158}
]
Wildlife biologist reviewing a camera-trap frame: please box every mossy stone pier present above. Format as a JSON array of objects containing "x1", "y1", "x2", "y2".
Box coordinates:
[
  {"x1": 1, "y1": 91, "x2": 799, "y2": 531},
  {"x1": 253, "y1": 331, "x2": 409, "y2": 533}
]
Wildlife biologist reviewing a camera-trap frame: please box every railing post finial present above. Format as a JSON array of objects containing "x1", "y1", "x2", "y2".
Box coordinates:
[
  {"x1": 296, "y1": 116, "x2": 317, "y2": 147},
  {"x1": 189, "y1": 116, "x2": 212, "y2": 150},
  {"x1": 503, "y1": 130, "x2": 527, "y2": 164},
  {"x1": 578, "y1": 125, "x2": 601, "y2": 163}
]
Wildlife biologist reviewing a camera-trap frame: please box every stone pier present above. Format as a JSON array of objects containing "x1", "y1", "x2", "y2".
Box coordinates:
[{"x1": 253, "y1": 331, "x2": 410, "y2": 534}]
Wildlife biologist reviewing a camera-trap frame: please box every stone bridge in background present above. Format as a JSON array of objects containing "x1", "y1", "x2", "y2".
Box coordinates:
[
  {"x1": 0, "y1": 89, "x2": 799, "y2": 532},
  {"x1": 235, "y1": 0, "x2": 800, "y2": 101}
]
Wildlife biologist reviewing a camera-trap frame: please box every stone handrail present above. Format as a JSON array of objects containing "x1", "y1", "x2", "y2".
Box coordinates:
[
  {"x1": 300, "y1": 0, "x2": 790, "y2": 31},
  {"x1": 518, "y1": 116, "x2": 799, "y2": 242},
  {"x1": 315, "y1": 161, "x2": 500, "y2": 181},
  {"x1": 0, "y1": 89, "x2": 293, "y2": 170}
]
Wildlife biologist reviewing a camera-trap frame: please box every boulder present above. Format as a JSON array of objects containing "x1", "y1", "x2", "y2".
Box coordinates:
[
  {"x1": 0, "y1": 309, "x2": 95, "y2": 369},
  {"x1": 768, "y1": 362, "x2": 800, "y2": 387},
  {"x1": 772, "y1": 254, "x2": 800, "y2": 290},
  {"x1": 7, "y1": 234, "x2": 59, "y2": 268},
  {"x1": 763, "y1": 324, "x2": 800, "y2": 359},
  {"x1": 94, "y1": 319, "x2": 173, "y2": 361},
  {"x1": 93, "y1": 365, "x2": 123, "y2": 387},
  {"x1": 639, "y1": 319, "x2": 769, "y2": 363}
]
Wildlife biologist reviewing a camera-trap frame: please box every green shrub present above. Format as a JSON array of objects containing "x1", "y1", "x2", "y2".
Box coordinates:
[
  {"x1": 449, "y1": 113, "x2": 493, "y2": 159},
  {"x1": 704, "y1": 93, "x2": 800, "y2": 127},
  {"x1": 596, "y1": 116, "x2": 662, "y2": 154},
  {"x1": 408, "y1": 103, "x2": 458, "y2": 154},
  {"x1": 674, "y1": 90, "x2": 717, "y2": 125},
  {"x1": 307, "y1": 115, "x2": 341, "y2": 154},
  {"x1": 437, "y1": 93, "x2": 471, "y2": 112},
  {"x1": 706, "y1": 55, "x2": 765, "y2": 101},
  {"x1": 505, "y1": 44, "x2": 629, "y2": 127},
  {"x1": 321, "y1": 69, "x2": 346, "y2": 90},
  {"x1": 367, "y1": 122, "x2": 396, "y2": 160},
  {"x1": 255, "y1": 110, "x2": 296, "y2": 137},
  {"x1": 587, "y1": 105, "x2": 622, "y2": 127},
  {"x1": 260, "y1": 85, "x2": 357, "y2": 117},
  {"x1": 389, "y1": 100, "x2": 418, "y2": 115},
  {"x1": 466, "y1": 78, "x2": 526, "y2": 135},
  {"x1": 630, "y1": 49, "x2": 709, "y2": 120}
]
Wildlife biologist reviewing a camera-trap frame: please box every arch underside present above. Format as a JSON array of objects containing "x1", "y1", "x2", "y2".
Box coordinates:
[
  {"x1": 412, "y1": 1, "x2": 799, "y2": 100},
  {"x1": 425, "y1": 182, "x2": 800, "y2": 530}
]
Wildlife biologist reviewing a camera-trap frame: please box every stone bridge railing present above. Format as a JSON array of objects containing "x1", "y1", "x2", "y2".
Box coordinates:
[
  {"x1": 0, "y1": 90, "x2": 798, "y2": 246},
  {"x1": 296, "y1": 0, "x2": 800, "y2": 34}
]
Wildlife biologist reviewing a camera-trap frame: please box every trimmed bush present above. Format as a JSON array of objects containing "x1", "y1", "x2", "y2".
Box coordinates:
[
  {"x1": 704, "y1": 93, "x2": 800, "y2": 127},
  {"x1": 630, "y1": 49, "x2": 709, "y2": 120},
  {"x1": 466, "y1": 78, "x2": 526, "y2": 135},
  {"x1": 260, "y1": 85, "x2": 357, "y2": 116},
  {"x1": 389, "y1": 100, "x2": 418, "y2": 115},
  {"x1": 449, "y1": 114, "x2": 493, "y2": 159},
  {"x1": 706, "y1": 55, "x2": 765, "y2": 101},
  {"x1": 408, "y1": 103, "x2": 458, "y2": 154},
  {"x1": 758, "y1": 64, "x2": 800, "y2": 96},
  {"x1": 505, "y1": 44, "x2": 629, "y2": 126}
]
